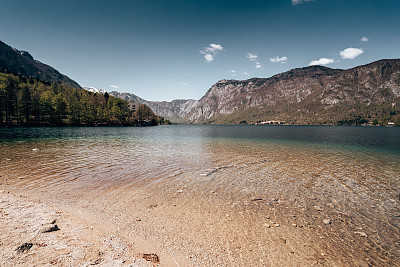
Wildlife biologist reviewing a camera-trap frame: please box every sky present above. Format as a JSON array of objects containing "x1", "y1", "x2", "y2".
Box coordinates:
[{"x1": 1, "y1": 0, "x2": 400, "y2": 101}]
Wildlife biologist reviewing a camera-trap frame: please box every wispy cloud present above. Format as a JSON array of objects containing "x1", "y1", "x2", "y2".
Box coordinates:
[
  {"x1": 361, "y1": 36, "x2": 369, "y2": 42},
  {"x1": 243, "y1": 72, "x2": 250, "y2": 77},
  {"x1": 255, "y1": 62, "x2": 262, "y2": 69},
  {"x1": 200, "y1": 43, "x2": 224, "y2": 62},
  {"x1": 270, "y1": 56, "x2": 288, "y2": 63},
  {"x1": 231, "y1": 70, "x2": 236, "y2": 77},
  {"x1": 110, "y1": 85, "x2": 119, "y2": 88},
  {"x1": 309, "y1": 58, "x2": 335, "y2": 66},
  {"x1": 180, "y1": 82, "x2": 189, "y2": 86},
  {"x1": 246, "y1": 53, "x2": 258, "y2": 61},
  {"x1": 292, "y1": 0, "x2": 313, "y2": 5},
  {"x1": 340, "y1": 48, "x2": 364, "y2": 59}
]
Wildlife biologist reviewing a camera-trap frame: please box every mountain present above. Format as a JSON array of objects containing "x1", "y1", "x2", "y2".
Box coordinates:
[
  {"x1": 83, "y1": 87, "x2": 108, "y2": 94},
  {"x1": 184, "y1": 59, "x2": 400, "y2": 125},
  {"x1": 0, "y1": 40, "x2": 81, "y2": 89},
  {"x1": 109, "y1": 90, "x2": 197, "y2": 121},
  {"x1": 0, "y1": 41, "x2": 160, "y2": 127},
  {"x1": 0, "y1": 72, "x2": 162, "y2": 126},
  {"x1": 88, "y1": 88, "x2": 196, "y2": 122},
  {"x1": 84, "y1": 59, "x2": 400, "y2": 126}
]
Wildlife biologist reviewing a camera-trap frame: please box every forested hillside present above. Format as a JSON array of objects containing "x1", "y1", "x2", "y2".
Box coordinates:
[{"x1": 0, "y1": 72, "x2": 161, "y2": 126}]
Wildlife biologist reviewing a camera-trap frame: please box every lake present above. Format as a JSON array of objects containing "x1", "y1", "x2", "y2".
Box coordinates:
[{"x1": 1, "y1": 125, "x2": 399, "y2": 266}]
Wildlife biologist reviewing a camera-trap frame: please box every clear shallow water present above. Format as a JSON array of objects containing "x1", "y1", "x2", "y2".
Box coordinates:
[
  {"x1": 1, "y1": 125, "x2": 400, "y2": 152},
  {"x1": 1, "y1": 125, "x2": 399, "y2": 187},
  {"x1": 1, "y1": 125, "x2": 400, "y2": 265}
]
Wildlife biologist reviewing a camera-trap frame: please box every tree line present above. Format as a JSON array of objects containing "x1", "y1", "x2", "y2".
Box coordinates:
[{"x1": 0, "y1": 72, "x2": 166, "y2": 126}]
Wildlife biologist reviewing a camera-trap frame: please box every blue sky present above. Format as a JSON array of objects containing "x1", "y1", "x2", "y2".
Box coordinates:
[{"x1": 1, "y1": 0, "x2": 400, "y2": 101}]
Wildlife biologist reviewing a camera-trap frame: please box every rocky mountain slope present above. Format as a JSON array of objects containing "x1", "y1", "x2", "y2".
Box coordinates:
[
  {"x1": 0, "y1": 40, "x2": 81, "y2": 89},
  {"x1": 104, "y1": 59, "x2": 400, "y2": 125},
  {"x1": 185, "y1": 59, "x2": 400, "y2": 125},
  {"x1": 103, "y1": 90, "x2": 197, "y2": 122}
]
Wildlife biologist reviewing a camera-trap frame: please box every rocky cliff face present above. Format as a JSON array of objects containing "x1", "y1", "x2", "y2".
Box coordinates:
[
  {"x1": 184, "y1": 59, "x2": 400, "y2": 125},
  {"x1": 0, "y1": 40, "x2": 81, "y2": 89},
  {"x1": 105, "y1": 90, "x2": 197, "y2": 122}
]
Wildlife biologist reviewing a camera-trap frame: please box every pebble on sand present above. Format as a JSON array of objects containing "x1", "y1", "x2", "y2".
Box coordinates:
[
  {"x1": 314, "y1": 206, "x2": 324, "y2": 211},
  {"x1": 323, "y1": 219, "x2": 331, "y2": 225},
  {"x1": 354, "y1": 231, "x2": 367, "y2": 237},
  {"x1": 38, "y1": 224, "x2": 60, "y2": 234}
]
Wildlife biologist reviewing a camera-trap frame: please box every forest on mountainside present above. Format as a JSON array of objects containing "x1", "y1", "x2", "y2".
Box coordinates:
[{"x1": 0, "y1": 72, "x2": 165, "y2": 127}]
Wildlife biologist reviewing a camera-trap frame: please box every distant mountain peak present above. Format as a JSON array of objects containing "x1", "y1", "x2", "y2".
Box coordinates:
[{"x1": 83, "y1": 86, "x2": 108, "y2": 94}]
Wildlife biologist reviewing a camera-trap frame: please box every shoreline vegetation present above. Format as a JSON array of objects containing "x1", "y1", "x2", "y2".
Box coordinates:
[{"x1": 0, "y1": 72, "x2": 170, "y2": 127}]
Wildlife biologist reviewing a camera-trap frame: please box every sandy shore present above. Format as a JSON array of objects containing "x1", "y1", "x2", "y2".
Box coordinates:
[
  {"x1": 1, "y1": 181, "x2": 398, "y2": 266},
  {"x1": 0, "y1": 190, "x2": 155, "y2": 267}
]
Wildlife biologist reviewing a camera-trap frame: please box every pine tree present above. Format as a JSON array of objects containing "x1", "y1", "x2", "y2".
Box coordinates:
[{"x1": 20, "y1": 85, "x2": 32, "y2": 124}]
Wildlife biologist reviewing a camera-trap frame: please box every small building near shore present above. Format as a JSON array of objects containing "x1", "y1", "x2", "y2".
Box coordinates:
[{"x1": 259, "y1": 120, "x2": 285, "y2": 125}]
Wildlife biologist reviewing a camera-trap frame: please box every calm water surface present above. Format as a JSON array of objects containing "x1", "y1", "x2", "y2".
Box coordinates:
[{"x1": 1, "y1": 125, "x2": 400, "y2": 265}]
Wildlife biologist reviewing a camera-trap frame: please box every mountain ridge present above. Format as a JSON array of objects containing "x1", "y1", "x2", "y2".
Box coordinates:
[
  {"x1": 185, "y1": 59, "x2": 400, "y2": 125},
  {"x1": 0, "y1": 40, "x2": 81, "y2": 89},
  {"x1": 103, "y1": 59, "x2": 400, "y2": 125}
]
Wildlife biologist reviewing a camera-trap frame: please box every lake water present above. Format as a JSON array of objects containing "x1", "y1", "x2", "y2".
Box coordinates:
[{"x1": 1, "y1": 125, "x2": 400, "y2": 266}]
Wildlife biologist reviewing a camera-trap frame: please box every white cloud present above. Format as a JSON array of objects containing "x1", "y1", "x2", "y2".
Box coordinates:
[
  {"x1": 246, "y1": 53, "x2": 258, "y2": 61},
  {"x1": 309, "y1": 58, "x2": 335, "y2": 66},
  {"x1": 361, "y1": 36, "x2": 368, "y2": 42},
  {"x1": 340, "y1": 48, "x2": 364, "y2": 59},
  {"x1": 208, "y1": 44, "x2": 223, "y2": 52},
  {"x1": 243, "y1": 72, "x2": 250, "y2": 77},
  {"x1": 180, "y1": 82, "x2": 189, "y2": 86},
  {"x1": 255, "y1": 62, "x2": 262, "y2": 69},
  {"x1": 292, "y1": 0, "x2": 313, "y2": 5},
  {"x1": 270, "y1": 56, "x2": 288, "y2": 63},
  {"x1": 204, "y1": 54, "x2": 214, "y2": 62},
  {"x1": 110, "y1": 85, "x2": 119, "y2": 88},
  {"x1": 200, "y1": 43, "x2": 224, "y2": 62},
  {"x1": 231, "y1": 70, "x2": 236, "y2": 76}
]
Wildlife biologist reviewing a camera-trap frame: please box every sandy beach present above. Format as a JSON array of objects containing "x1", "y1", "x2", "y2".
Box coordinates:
[{"x1": 0, "y1": 190, "x2": 155, "y2": 266}]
